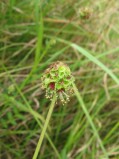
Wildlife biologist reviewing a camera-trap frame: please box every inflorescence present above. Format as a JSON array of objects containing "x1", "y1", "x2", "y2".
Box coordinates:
[{"x1": 41, "y1": 61, "x2": 75, "y2": 105}]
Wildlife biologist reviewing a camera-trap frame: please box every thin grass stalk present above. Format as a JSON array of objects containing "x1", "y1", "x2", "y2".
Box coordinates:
[{"x1": 32, "y1": 94, "x2": 57, "y2": 159}]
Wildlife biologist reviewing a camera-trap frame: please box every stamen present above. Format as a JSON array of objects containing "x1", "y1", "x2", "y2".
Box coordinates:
[{"x1": 59, "y1": 92, "x2": 65, "y2": 104}]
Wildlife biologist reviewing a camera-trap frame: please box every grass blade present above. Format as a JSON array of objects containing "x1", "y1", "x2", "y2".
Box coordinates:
[
  {"x1": 72, "y1": 82, "x2": 109, "y2": 159},
  {"x1": 71, "y1": 44, "x2": 119, "y2": 85}
]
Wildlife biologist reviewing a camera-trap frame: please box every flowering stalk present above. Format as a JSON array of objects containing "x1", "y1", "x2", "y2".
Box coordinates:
[
  {"x1": 33, "y1": 61, "x2": 108, "y2": 158},
  {"x1": 33, "y1": 61, "x2": 74, "y2": 159},
  {"x1": 32, "y1": 94, "x2": 57, "y2": 159}
]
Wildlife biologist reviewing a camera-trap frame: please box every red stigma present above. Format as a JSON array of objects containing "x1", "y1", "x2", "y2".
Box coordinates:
[{"x1": 49, "y1": 82, "x2": 55, "y2": 90}]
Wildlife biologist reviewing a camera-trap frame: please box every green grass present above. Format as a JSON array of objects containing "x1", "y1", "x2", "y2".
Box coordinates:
[{"x1": 0, "y1": 0, "x2": 119, "y2": 159}]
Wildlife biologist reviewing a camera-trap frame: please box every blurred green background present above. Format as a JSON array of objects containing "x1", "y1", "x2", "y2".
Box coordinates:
[{"x1": 0, "y1": 0, "x2": 119, "y2": 159}]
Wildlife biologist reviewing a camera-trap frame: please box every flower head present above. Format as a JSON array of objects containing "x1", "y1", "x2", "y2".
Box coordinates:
[
  {"x1": 79, "y1": 7, "x2": 92, "y2": 19},
  {"x1": 41, "y1": 61, "x2": 75, "y2": 104}
]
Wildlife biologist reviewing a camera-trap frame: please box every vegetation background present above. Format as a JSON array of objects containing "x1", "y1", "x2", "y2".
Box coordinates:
[{"x1": 0, "y1": 0, "x2": 119, "y2": 159}]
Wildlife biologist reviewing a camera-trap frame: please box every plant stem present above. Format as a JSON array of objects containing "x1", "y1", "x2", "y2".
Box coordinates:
[
  {"x1": 32, "y1": 94, "x2": 57, "y2": 159},
  {"x1": 72, "y1": 83, "x2": 109, "y2": 159}
]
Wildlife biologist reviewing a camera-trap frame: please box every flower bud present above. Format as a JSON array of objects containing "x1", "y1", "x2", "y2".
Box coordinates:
[{"x1": 79, "y1": 7, "x2": 92, "y2": 19}]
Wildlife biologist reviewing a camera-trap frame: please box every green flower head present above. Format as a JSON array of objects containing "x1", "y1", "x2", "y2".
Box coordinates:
[{"x1": 41, "y1": 61, "x2": 75, "y2": 104}]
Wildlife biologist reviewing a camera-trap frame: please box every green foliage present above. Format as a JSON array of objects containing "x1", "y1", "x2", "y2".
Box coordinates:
[{"x1": 0, "y1": 0, "x2": 119, "y2": 159}]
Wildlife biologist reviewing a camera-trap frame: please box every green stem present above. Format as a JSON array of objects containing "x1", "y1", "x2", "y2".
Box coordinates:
[
  {"x1": 32, "y1": 94, "x2": 57, "y2": 159},
  {"x1": 72, "y1": 83, "x2": 109, "y2": 159}
]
